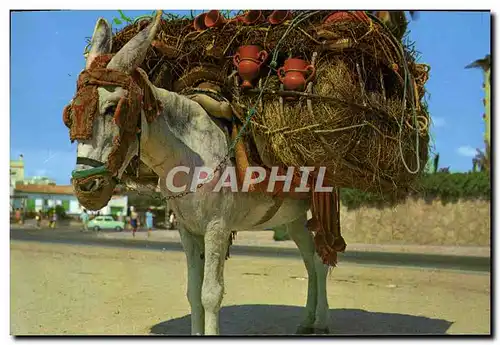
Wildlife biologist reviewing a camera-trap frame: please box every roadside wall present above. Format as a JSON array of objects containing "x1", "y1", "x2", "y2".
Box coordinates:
[{"x1": 340, "y1": 199, "x2": 490, "y2": 246}]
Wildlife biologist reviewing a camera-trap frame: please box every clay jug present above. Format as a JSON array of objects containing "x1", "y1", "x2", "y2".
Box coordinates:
[
  {"x1": 277, "y1": 58, "x2": 316, "y2": 91},
  {"x1": 233, "y1": 45, "x2": 269, "y2": 89}
]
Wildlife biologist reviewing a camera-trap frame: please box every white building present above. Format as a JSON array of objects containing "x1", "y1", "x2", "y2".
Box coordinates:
[{"x1": 14, "y1": 184, "x2": 128, "y2": 217}]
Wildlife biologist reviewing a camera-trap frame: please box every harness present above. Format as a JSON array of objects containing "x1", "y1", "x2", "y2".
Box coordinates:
[{"x1": 63, "y1": 55, "x2": 293, "y2": 231}]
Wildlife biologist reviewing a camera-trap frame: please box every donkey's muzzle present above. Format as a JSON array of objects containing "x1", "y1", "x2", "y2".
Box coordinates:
[{"x1": 72, "y1": 174, "x2": 116, "y2": 211}]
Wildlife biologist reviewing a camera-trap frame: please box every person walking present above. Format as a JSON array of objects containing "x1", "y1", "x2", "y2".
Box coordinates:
[
  {"x1": 35, "y1": 210, "x2": 42, "y2": 229},
  {"x1": 80, "y1": 209, "x2": 90, "y2": 232},
  {"x1": 168, "y1": 210, "x2": 175, "y2": 230},
  {"x1": 51, "y1": 211, "x2": 57, "y2": 229},
  {"x1": 14, "y1": 208, "x2": 21, "y2": 225},
  {"x1": 20, "y1": 208, "x2": 25, "y2": 225},
  {"x1": 130, "y1": 206, "x2": 139, "y2": 237},
  {"x1": 145, "y1": 208, "x2": 154, "y2": 238},
  {"x1": 48, "y1": 211, "x2": 54, "y2": 228}
]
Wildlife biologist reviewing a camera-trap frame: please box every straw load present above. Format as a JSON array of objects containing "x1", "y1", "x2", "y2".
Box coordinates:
[{"x1": 104, "y1": 10, "x2": 431, "y2": 196}]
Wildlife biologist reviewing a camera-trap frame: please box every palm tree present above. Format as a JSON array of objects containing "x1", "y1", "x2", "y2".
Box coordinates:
[
  {"x1": 465, "y1": 54, "x2": 491, "y2": 72},
  {"x1": 465, "y1": 54, "x2": 491, "y2": 172}
]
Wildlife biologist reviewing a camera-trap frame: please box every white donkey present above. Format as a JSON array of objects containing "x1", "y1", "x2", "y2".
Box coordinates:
[{"x1": 69, "y1": 12, "x2": 331, "y2": 335}]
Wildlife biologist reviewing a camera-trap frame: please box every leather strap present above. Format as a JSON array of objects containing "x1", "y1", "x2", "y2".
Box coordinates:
[{"x1": 76, "y1": 157, "x2": 105, "y2": 168}]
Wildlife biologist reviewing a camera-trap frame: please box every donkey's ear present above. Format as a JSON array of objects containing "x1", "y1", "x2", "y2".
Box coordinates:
[
  {"x1": 107, "y1": 10, "x2": 162, "y2": 74},
  {"x1": 85, "y1": 18, "x2": 113, "y2": 69}
]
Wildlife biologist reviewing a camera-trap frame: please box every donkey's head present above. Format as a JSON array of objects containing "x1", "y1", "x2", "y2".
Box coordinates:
[{"x1": 63, "y1": 11, "x2": 162, "y2": 210}]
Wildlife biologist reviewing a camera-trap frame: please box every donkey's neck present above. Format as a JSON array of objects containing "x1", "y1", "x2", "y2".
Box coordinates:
[{"x1": 138, "y1": 86, "x2": 229, "y2": 180}]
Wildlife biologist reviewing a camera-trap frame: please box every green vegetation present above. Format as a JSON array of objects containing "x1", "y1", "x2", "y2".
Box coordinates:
[
  {"x1": 62, "y1": 200, "x2": 70, "y2": 212},
  {"x1": 26, "y1": 199, "x2": 35, "y2": 212},
  {"x1": 47, "y1": 205, "x2": 68, "y2": 219},
  {"x1": 340, "y1": 171, "x2": 490, "y2": 210},
  {"x1": 112, "y1": 10, "x2": 134, "y2": 25}
]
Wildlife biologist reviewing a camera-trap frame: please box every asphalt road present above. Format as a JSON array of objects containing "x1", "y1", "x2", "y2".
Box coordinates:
[{"x1": 10, "y1": 228, "x2": 491, "y2": 272}]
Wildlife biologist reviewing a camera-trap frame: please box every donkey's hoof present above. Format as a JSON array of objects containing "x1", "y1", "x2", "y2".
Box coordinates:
[{"x1": 295, "y1": 326, "x2": 315, "y2": 335}]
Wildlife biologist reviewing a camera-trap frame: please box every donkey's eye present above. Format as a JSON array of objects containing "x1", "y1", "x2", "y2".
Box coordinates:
[{"x1": 104, "y1": 105, "x2": 116, "y2": 116}]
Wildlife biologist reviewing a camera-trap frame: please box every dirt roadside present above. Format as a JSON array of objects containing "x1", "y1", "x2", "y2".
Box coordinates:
[{"x1": 10, "y1": 240, "x2": 490, "y2": 335}]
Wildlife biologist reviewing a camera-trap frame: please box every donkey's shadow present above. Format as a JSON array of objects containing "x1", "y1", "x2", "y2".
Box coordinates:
[{"x1": 150, "y1": 304, "x2": 453, "y2": 335}]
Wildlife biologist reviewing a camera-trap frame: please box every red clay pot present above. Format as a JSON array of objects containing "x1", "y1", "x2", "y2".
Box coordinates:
[
  {"x1": 241, "y1": 10, "x2": 264, "y2": 25},
  {"x1": 277, "y1": 58, "x2": 316, "y2": 91},
  {"x1": 205, "y1": 10, "x2": 226, "y2": 28},
  {"x1": 324, "y1": 11, "x2": 369, "y2": 24},
  {"x1": 193, "y1": 12, "x2": 208, "y2": 31},
  {"x1": 268, "y1": 10, "x2": 292, "y2": 25},
  {"x1": 233, "y1": 45, "x2": 269, "y2": 89}
]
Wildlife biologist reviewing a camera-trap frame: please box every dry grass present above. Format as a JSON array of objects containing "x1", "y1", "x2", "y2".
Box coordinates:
[{"x1": 246, "y1": 57, "x2": 429, "y2": 195}]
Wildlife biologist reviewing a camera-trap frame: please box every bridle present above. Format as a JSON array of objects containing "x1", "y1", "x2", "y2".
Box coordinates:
[
  {"x1": 72, "y1": 157, "x2": 116, "y2": 180},
  {"x1": 72, "y1": 131, "x2": 142, "y2": 182},
  {"x1": 76, "y1": 157, "x2": 108, "y2": 168},
  {"x1": 63, "y1": 54, "x2": 161, "y2": 183}
]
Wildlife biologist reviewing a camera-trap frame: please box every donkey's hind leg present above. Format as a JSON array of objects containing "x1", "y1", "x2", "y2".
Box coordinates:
[{"x1": 286, "y1": 214, "x2": 330, "y2": 334}]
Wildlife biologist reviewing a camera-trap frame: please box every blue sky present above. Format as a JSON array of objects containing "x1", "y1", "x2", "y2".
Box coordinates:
[{"x1": 10, "y1": 10, "x2": 490, "y2": 184}]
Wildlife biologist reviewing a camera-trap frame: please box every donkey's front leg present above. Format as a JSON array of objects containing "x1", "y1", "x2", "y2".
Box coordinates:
[
  {"x1": 201, "y1": 219, "x2": 229, "y2": 335},
  {"x1": 179, "y1": 228, "x2": 205, "y2": 335}
]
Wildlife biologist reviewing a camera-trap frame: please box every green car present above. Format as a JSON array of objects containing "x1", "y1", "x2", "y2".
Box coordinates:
[{"x1": 88, "y1": 215, "x2": 125, "y2": 231}]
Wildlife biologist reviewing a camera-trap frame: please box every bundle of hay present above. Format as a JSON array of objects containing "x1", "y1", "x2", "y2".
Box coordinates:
[
  {"x1": 106, "y1": 10, "x2": 430, "y2": 196},
  {"x1": 238, "y1": 14, "x2": 430, "y2": 195},
  {"x1": 245, "y1": 58, "x2": 429, "y2": 195}
]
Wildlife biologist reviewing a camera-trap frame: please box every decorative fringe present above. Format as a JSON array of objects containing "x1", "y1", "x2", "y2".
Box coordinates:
[{"x1": 308, "y1": 187, "x2": 345, "y2": 267}]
